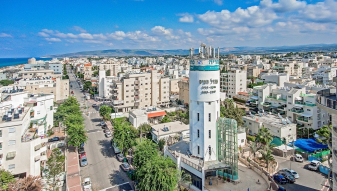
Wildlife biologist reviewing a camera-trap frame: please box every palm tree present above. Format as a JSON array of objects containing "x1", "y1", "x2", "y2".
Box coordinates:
[
  {"x1": 256, "y1": 126, "x2": 273, "y2": 146},
  {"x1": 177, "y1": 170, "x2": 192, "y2": 191},
  {"x1": 259, "y1": 149, "x2": 274, "y2": 171},
  {"x1": 249, "y1": 142, "x2": 262, "y2": 159}
]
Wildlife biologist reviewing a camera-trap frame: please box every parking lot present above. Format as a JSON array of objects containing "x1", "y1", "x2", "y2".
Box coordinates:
[{"x1": 275, "y1": 156, "x2": 328, "y2": 191}]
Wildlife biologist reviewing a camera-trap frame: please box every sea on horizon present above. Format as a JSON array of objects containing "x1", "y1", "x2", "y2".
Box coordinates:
[{"x1": 0, "y1": 58, "x2": 52, "y2": 68}]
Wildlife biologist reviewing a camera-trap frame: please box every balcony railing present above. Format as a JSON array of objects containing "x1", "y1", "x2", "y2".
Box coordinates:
[
  {"x1": 266, "y1": 96, "x2": 286, "y2": 101},
  {"x1": 297, "y1": 117, "x2": 309, "y2": 122},
  {"x1": 295, "y1": 101, "x2": 316, "y2": 107},
  {"x1": 291, "y1": 109, "x2": 304, "y2": 113},
  {"x1": 316, "y1": 88, "x2": 337, "y2": 110},
  {"x1": 134, "y1": 80, "x2": 139, "y2": 84}
]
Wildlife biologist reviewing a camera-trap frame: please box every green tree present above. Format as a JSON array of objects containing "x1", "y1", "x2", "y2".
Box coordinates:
[
  {"x1": 134, "y1": 139, "x2": 158, "y2": 168},
  {"x1": 136, "y1": 155, "x2": 178, "y2": 191},
  {"x1": 177, "y1": 170, "x2": 192, "y2": 191},
  {"x1": 83, "y1": 81, "x2": 92, "y2": 91},
  {"x1": 45, "y1": 148, "x2": 65, "y2": 191},
  {"x1": 0, "y1": 80, "x2": 14, "y2": 86},
  {"x1": 256, "y1": 126, "x2": 273, "y2": 145},
  {"x1": 220, "y1": 99, "x2": 245, "y2": 127},
  {"x1": 316, "y1": 125, "x2": 331, "y2": 145},
  {"x1": 0, "y1": 169, "x2": 15, "y2": 190},
  {"x1": 161, "y1": 116, "x2": 171, "y2": 123},
  {"x1": 66, "y1": 123, "x2": 88, "y2": 148},
  {"x1": 259, "y1": 149, "x2": 275, "y2": 170},
  {"x1": 99, "y1": 105, "x2": 112, "y2": 120},
  {"x1": 249, "y1": 141, "x2": 262, "y2": 159},
  {"x1": 158, "y1": 139, "x2": 166, "y2": 152},
  {"x1": 92, "y1": 71, "x2": 99, "y2": 77},
  {"x1": 139, "y1": 123, "x2": 152, "y2": 140},
  {"x1": 113, "y1": 120, "x2": 138, "y2": 154},
  {"x1": 106, "y1": 69, "x2": 111, "y2": 76}
]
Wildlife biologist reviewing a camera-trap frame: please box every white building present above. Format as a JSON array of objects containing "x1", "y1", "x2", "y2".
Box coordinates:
[
  {"x1": 0, "y1": 89, "x2": 54, "y2": 177},
  {"x1": 220, "y1": 69, "x2": 247, "y2": 98},
  {"x1": 260, "y1": 72, "x2": 289, "y2": 87},
  {"x1": 151, "y1": 121, "x2": 189, "y2": 143}
]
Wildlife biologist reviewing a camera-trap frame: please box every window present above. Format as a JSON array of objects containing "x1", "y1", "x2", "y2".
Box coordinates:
[
  {"x1": 50, "y1": 106, "x2": 53, "y2": 110},
  {"x1": 307, "y1": 109, "x2": 311, "y2": 111},
  {"x1": 0, "y1": 142, "x2": 2, "y2": 150},
  {"x1": 209, "y1": 113, "x2": 211, "y2": 122},
  {"x1": 197, "y1": 113, "x2": 200, "y2": 121},
  {"x1": 0, "y1": 130, "x2": 2, "y2": 137},
  {"x1": 8, "y1": 164, "x2": 15, "y2": 170},
  {"x1": 209, "y1": 146, "x2": 211, "y2": 155},
  {"x1": 8, "y1": 128, "x2": 15, "y2": 133},
  {"x1": 37, "y1": 111, "x2": 40, "y2": 115},
  {"x1": 8, "y1": 140, "x2": 16, "y2": 146},
  {"x1": 241, "y1": 139, "x2": 244, "y2": 143},
  {"x1": 197, "y1": 146, "x2": 200, "y2": 154},
  {"x1": 209, "y1": 130, "x2": 211, "y2": 138},
  {"x1": 197, "y1": 129, "x2": 200, "y2": 138},
  {"x1": 249, "y1": 122, "x2": 252, "y2": 125},
  {"x1": 208, "y1": 102, "x2": 211, "y2": 105}
]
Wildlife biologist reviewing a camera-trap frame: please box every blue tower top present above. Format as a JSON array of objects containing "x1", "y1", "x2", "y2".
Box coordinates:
[{"x1": 189, "y1": 43, "x2": 220, "y2": 71}]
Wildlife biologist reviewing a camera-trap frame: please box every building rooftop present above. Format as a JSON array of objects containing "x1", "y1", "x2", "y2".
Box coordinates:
[
  {"x1": 151, "y1": 121, "x2": 189, "y2": 136},
  {"x1": 243, "y1": 113, "x2": 294, "y2": 129}
]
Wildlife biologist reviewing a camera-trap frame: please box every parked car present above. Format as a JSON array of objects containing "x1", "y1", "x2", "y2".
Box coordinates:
[
  {"x1": 273, "y1": 175, "x2": 287, "y2": 184},
  {"x1": 282, "y1": 168, "x2": 299, "y2": 179},
  {"x1": 113, "y1": 143, "x2": 121, "y2": 154},
  {"x1": 80, "y1": 157, "x2": 88, "y2": 167},
  {"x1": 295, "y1": 154, "x2": 303, "y2": 162},
  {"x1": 102, "y1": 124, "x2": 107, "y2": 129},
  {"x1": 105, "y1": 131, "x2": 112, "y2": 138},
  {"x1": 117, "y1": 153, "x2": 125, "y2": 162},
  {"x1": 308, "y1": 160, "x2": 321, "y2": 171},
  {"x1": 80, "y1": 152, "x2": 87, "y2": 159},
  {"x1": 48, "y1": 137, "x2": 60, "y2": 142},
  {"x1": 78, "y1": 147, "x2": 85, "y2": 154},
  {"x1": 92, "y1": 104, "x2": 97, "y2": 107},
  {"x1": 278, "y1": 186, "x2": 286, "y2": 191},
  {"x1": 103, "y1": 129, "x2": 111, "y2": 133},
  {"x1": 80, "y1": 143, "x2": 85, "y2": 148},
  {"x1": 83, "y1": 177, "x2": 92, "y2": 191},
  {"x1": 280, "y1": 172, "x2": 296, "y2": 183},
  {"x1": 100, "y1": 121, "x2": 105, "y2": 126},
  {"x1": 121, "y1": 162, "x2": 130, "y2": 171}
]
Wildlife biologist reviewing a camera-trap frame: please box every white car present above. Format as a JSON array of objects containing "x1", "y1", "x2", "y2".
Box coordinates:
[
  {"x1": 308, "y1": 160, "x2": 321, "y2": 171},
  {"x1": 282, "y1": 168, "x2": 299, "y2": 179},
  {"x1": 295, "y1": 154, "x2": 303, "y2": 162},
  {"x1": 83, "y1": 177, "x2": 92, "y2": 191}
]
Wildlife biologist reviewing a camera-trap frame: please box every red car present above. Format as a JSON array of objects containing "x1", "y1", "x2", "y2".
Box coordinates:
[{"x1": 79, "y1": 152, "x2": 86, "y2": 159}]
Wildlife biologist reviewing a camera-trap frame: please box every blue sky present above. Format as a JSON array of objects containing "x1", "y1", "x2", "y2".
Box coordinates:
[{"x1": 0, "y1": 0, "x2": 337, "y2": 57}]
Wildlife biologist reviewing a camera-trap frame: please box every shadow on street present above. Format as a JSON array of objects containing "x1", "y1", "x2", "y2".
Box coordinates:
[
  {"x1": 98, "y1": 139, "x2": 115, "y2": 158},
  {"x1": 108, "y1": 170, "x2": 132, "y2": 190}
]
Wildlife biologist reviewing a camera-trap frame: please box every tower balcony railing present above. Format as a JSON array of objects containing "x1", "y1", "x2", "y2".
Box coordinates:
[{"x1": 291, "y1": 109, "x2": 304, "y2": 113}]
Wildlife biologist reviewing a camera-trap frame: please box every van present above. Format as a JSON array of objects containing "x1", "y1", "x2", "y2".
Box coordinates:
[{"x1": 295, "y1": 154, "x2": 303, "y2": 162}]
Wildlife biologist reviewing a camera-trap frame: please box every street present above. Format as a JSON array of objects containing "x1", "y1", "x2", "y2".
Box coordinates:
[
  {"x1": 274, "y1": 156, "x2": 329, "y2": 191},
  {"x1": 68, "y1": 66, "x2": 133, "y2": 191}
]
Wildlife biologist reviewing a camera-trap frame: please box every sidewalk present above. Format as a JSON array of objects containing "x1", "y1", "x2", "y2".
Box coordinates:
[{"x1": 66, "y1": 146, "x2": 82, "y2": 191}]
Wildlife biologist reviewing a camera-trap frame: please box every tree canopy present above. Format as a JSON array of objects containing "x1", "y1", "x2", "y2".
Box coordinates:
[
  {"x1": 0, "y1": 80, "x2": 14, "y2": 86},
  {"x1": 220, "y1": 99, "x2": 245, "y2": 127},
  {"x1": 45, "y1": 148, "x2": 65, "y2": 191},
  {"x1": 256, "y1": 126, "x2": 273, "y2": 145},
  {"x1": 315, "y1": 125, "x2": 331, "y2": 145},
  {"x1": 0, "y1": 169, "x2": 15, "y2": 190},
  {"x1": 113, "y1": 118, "x2": 138, "y2": 154},
  {"x1": 99, "y1": 105, "x2": 112, "y2": 120}
]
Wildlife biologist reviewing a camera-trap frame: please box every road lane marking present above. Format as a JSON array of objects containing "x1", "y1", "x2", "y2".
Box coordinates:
[{"x1": 99, "y1": 182, "x2": 130, "y2": 191}]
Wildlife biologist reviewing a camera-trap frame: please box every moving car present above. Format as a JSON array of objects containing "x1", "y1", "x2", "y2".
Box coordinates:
[
  {"x1": 117, "y1": 153, "x2": 125, "y2": 162},
  {"x1": 80, "y1": 157, "x2": 88, "y2": 167},
  {"x1": 78, "y1": 147, "x2": 85, "y2": 154},
  {"x1": 280, "y1": 172, "x2": 296, "y2": 183},
  {"x1": 113, "y1": 143, "x2": 121, "y2": 154},
  {"x1": 121, "y1": 162, "x2": 130, "y2": 172},
  {"x1": 282, "y1": 168, "x2": 299, "y2": 179},
  {"x1": 295, "y1": 154, "x2": 303, "y2": 162},
  {"x1": 308, "y1": 160, "x2": 321, "y2": 171},
  {"x1": 273, "y1": 175, "x2": 287, "y2": 184},
  {"x1": 83, "y1": 177, "x2": 92, "y2": 191},
  {"x1": 48, "y1": 137, "x2": 60, "y2": 142}
]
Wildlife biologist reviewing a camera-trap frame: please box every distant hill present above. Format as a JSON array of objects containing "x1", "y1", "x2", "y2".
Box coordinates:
[{"x1": 45, "y1": 44, "x2": 337, "y2": 57}]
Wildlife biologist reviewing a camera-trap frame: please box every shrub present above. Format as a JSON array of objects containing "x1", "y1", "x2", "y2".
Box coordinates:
[{"x1": 247, "y1": 135, "x2": 256, "y2": 142}]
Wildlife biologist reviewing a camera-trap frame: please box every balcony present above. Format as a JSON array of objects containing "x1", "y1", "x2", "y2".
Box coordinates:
[
  {"x1": 291, "y1": 109, "x2": 304, "y2": 113},
  {"x1": 134, "y1": 102, "x2": 140, "y2": 106},
  {"x1": 134, "y1": 86, "x2": 139, "y2": 90},
  {"x1": 316, "y1": 88, "x2": 337, "y2": 113},
  {"x1": 295, "y1": 101, "x2": 316, "y2": 107},
  {"x1": 297, "y1": 116, "x2": 311, "y2": 123},
  {"x1": 134, "y1": 80, "x2": 140, "y2": 84},
  {"x1": 134, "y1": 96, "x2": 140, "y2": 102},
  {"x1": 113, "y1": 100, "x2": 124, "y2": 105},
  {"x1": 266, "y1": 96, "x2": 287, "y2": 102}
]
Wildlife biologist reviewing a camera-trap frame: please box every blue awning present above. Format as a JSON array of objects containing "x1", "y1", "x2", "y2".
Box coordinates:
[
  {"x1": 292, "y1": 139, "x2": 328, "y2": 153},
  {"x1": 250, "y1": 96, "x2": 259, "y2": 100}
]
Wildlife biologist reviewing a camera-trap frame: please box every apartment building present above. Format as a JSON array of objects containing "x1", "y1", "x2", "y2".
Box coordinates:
[
  {"x1": 248, "y1": 84, "x2": 328, "y2": 130},
  {"x1": 243, "y1": 113, "x2": 297, "y2": 143},
  {"x1": 220, "y1": 69, "x2": 247, "y2": 98},
  {"x1": 312, "y1": 67, "x2": 337, "y2": 85},
  {"x1": 260, "y1": 73, "x2": 289, "y2": 87},
  {"x1": 0, "y1": 89, "x2": 54, "y2": 177},
  {"x1": 247, "y1": 66, "x2": 260, "y2": 78},
  {"x1": 169, "y1": 79, "x2": 180, "y2": 94},
  {"x1": 83, "y1": 63, "x2": 93, "y2": 81},
  {"x1": 15, "y1": 76, "x2": 69, "y2": 102},
  {"x1": 100, "y1": 70, "x2": 170, "y2": 112},
  {"x1": 19, "y1": 70, "x2": 57, "y2": 79},
  {"x1": 99, "y1": 61, "x2": 121, "y2": 76},
  {"x1": 45, "y1": 62, "x2": 63, "y2": 74},
  {"x1": 178, "y1": 78, "x2": 189, "y2": 105}
]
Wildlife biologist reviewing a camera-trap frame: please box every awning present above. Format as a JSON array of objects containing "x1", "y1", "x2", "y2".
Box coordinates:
[
  {"x1": 35, "y1": 144, "x2": 42, "y2": 151},
  {"x1": 148, "y1": 111, "x2": 167, "y2": 118},
  {"x1": 26, "y1": 100, "x2": 37, "y2": 104},
  {"x1": 293, "y1": 104, "x2": 303, "y2": 108},
  {"x1": 250, "y1": 96, "x2": 259, "y2": 100},
  {"x1": 35, "y1": 155, "x2": 40, "y2": 162},
  {"x1": 301, "y1": 113, "x2": 312, "y2": 117},
  {"x1": 6, "y1": 151, "x2": 16, "y2": 159},
  {"x1": 295, "y1": 97, "x2": 303, "y2": 100}
]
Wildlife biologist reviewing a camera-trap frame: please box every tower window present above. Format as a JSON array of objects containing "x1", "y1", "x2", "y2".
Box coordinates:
[
  {"x1": 197, "y1": 146, "x2": 200, "y2": 154},
  {"x1": 197, "y1": 113, "x2": 200, "y2": 121},
  {"x1": 209, "y1": 113, "x2": 211, "y2": 122},
  {"x1": 197, "y1": 129, "x2": 200, "y2": 138},
  {"x1": 208, "y1": 102, "x2": 211, "y2": 105},
  {"x1": 209, "y1": 146, "x2": 211, "y2": 155},
  {"x1": 209, "y1": 130, "x2": 211, "y2": 138}
]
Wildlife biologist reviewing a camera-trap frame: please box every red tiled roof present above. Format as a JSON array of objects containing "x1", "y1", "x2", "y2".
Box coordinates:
[
  {"x1": 238, "y1": 92, "x2": 249, "y2": 96},
  {"x1": 84, "y1": 63, "x2": 92, "y2": 66},
  {"x1": 148, "y1": 111, "x2": 166, "y2": 118}
]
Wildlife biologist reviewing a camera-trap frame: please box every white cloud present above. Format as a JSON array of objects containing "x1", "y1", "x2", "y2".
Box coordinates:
[
  {"x1": 78, "y1": 33, "x2": 94, "y2": 39},
  {"x1": 151, "y1": 26, "x2": 179, "y2": 40},
  {"x1": 260, "y1": 0, "x2": 306, "y2": 13},
  {"x1": 301, "y1": 0, "x2": 337, "y2": 22},
  {"x1": 45, "y1": 38, "x2": 61, "y2": 42},
  {"x1": 213, "y1": 0, "x2": 223, "y2": 5},
  {"x1": 179, "y1": 14, "x2": 194, "y2": 23},
  {"x1": 38, "y1": 32, "x2": 49, "y2": 37},
  {"x1": 83, "y1": 40, "x2": 102, "y2": 43},
  {"x1": 0, "y1": 33, "x2": 12, "y2": 37},
  {"x1": 72, "y1": 26, "x2": 87, "y2": 33},
  {"x1": 42, "y1": 29, "x2": 54, "y2": 34},
  {"x1": 108, "y1": 31, "x2": 126, "y2": 40}
]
